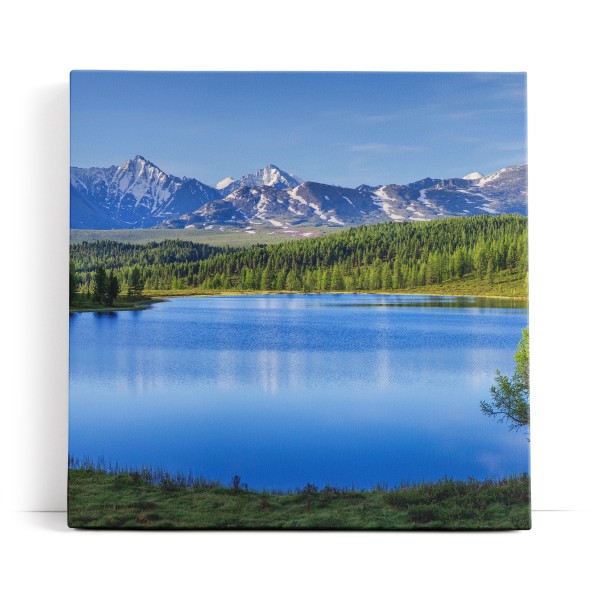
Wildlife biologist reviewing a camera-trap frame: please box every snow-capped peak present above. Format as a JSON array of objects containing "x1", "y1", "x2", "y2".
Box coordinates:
[
  {"x1": 261, "y1": 164, "x2": 284, "y2": 186},
  {"x1": 252, "y1": 164, "x2": 303, "y2": 187},
  {"x1": 118, "y1": 155, "x2": 166, "y2": 177},
  {"x1": 475, "y1": 165, "x2": 526, "y2": 188},
  {"x1": 130, "y1": 155, "x2": 159, "y2": 169},
  {"x1": 219, "y1": 165, "x2": 304, "y2": 195},
  {"x1": 109, "y1": 156, "x2": 179, "y2": 208},
  {"x1": 72, "y1": 156, "x2": 527, "y2": 231},
  {"x1": 215, "y1": 176, "x2": 235, "y2": 190}
]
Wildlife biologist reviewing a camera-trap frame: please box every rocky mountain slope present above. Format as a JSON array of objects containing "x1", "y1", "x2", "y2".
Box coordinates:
[
  {"x1": 70, "y1": 155, "x2": 221, "y2": 229},
  {"x1": 71, "y1": 157, "x2": 527, "y2": 230}
]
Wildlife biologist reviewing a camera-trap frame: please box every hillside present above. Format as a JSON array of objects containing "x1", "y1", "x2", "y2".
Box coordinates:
[{"x1": 70, "y1": 215, "x2": 528, "y2": 297}]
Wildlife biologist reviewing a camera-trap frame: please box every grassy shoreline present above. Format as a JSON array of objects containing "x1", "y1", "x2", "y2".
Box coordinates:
[
  {"x1": 70, "y1": 284, "x2": 527, "y2": 313},
  {"x1": 68, "y1": 466, "x2": 531, "y2": 530},
  {"x1": 146, "y1": 289, "x2": 528, "y2": 301},
  {"x1": 144, "y1": 290, "x2": 526, "y2": 309},
  {"x1": 69, "y1": 296, "x2": 166, "y2": 313}
]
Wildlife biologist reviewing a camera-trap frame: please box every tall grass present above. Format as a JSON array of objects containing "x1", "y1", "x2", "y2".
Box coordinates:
[{"x1": 67, "y1": 458, "x2": 531, "y2": 530}]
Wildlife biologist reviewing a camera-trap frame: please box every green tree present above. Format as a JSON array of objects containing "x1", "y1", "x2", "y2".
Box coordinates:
[
  {"x1": 285, "y1": 270, "x2": 300, "y2": 291},
  {"x1": 69, "y1": 260, "x2": 78, "y2": 305},
  {"x1": 106, "y1": 272, "x2": 120, "y2": 306},
  {"x1": 481, "y1": 327, "x2": 530, "y2": 432},
  {"x1": 473, "y1": 239, "x2": 488, "y2": 280},
  {"x1": 128, "y1": 266, "x2": 144, "y2": 300},
  {"x1": 92, "y1": 267, "x2": 108, "y2": 304},
  {"x1": 452, "y1": 247, "x2": 466, "y2": 278},
  {"x1": 331, "y1": 264, "x2": 344, "y2": 291},
  {"x1": 369, "y1": 262, "x2": 382, "y2": 290},
  {"x1": 487, "y1": 257, "x2": 495, "y2": 285},
  {"x1": 260, "y1": 266, "x2": 274, "y2": 291},
  {"x1": 84, "y1": 272, "x2": 92, "y2": 297},
  {"x1": 392, "y1": 255, "x2": 402, "y2": 289},
  {"x1": 275, "y1": 269, "x2": 287, "y2": 291},
  {"x1": 381, "y1": 263, "x2": 393, "y2": 290},
  {"x1": 70, "y1": 216, "x2": 528, "y2": 296}
]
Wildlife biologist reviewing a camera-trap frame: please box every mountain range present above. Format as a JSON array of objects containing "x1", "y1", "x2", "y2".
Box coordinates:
[{"x1": 70, "y1": 155, "x2": 527, "y2": 230}]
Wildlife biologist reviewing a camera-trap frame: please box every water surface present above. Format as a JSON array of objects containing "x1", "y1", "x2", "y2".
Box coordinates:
[{"x1": 69, "y1": 294, "x2": 529, "y2": 490}]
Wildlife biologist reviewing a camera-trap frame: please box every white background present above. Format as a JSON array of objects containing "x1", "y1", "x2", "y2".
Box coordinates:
[{"x1": 1, "y1": 1, "x2": 598, "y2": 598}]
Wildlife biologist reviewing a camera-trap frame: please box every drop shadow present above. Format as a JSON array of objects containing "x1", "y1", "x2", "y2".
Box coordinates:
[{"x1": 22, "y1": 82, "x2": 70, "y2": 511}]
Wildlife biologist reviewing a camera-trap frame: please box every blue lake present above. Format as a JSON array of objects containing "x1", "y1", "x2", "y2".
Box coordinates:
[{"x1": 69, "y1": 294, "x2": 529, "y2": 490}]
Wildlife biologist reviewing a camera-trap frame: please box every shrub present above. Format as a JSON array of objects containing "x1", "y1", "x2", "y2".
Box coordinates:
[
  {"x1": 509, "y1": 507, "x2": 532, "y2": 529},
  {"x1": 407, "y1": 504, "x2": 440, "y2": 524},
  {"x1": 160, "y1": 474, "x2": 179, "y2": 492},
  {"x1": 386, "y1": 487, "x2": 427, "y2": 509}
]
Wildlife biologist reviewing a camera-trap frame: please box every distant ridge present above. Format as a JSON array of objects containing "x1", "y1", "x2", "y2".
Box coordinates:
[{"x1": 71, "y1": 157, "x2": 527, "y2": 230}]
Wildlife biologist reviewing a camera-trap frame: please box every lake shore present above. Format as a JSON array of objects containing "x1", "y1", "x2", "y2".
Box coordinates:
[
  {"x1": 145, "y1": 288, "x2": 528, "y2": 302},
  {"x1": 68, "y1": 466, "x2": 531, "y2": 530},
  {"x1": 70, "y1": 287, "x2": 527, "y2": 314},
  {"x1": 69, "y1": 297, "x2": 166, "y2": 313}
]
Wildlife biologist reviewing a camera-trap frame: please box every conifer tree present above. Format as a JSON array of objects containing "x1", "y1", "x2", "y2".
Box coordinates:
[
  {"x1": 128, "y1": 266, "x2": 144, "y2": 300},
  {"x1": 92, "y1": 267, "x2": 108, "y2": 304},
  {"x1": 106, "y1": 272, "x2": 120, "y2": 306},
  {"x1": 69, "y1": 260, "x2": 78, "y2": 305}
]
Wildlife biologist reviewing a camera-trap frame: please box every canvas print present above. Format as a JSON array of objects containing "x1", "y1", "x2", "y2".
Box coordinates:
[{"x1": 68, "y1": 71, "x2": 530, "y2": 529}]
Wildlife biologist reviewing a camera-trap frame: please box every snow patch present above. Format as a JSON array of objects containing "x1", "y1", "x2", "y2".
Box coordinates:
[
  {"x1": 413, "y1": 187, "x2": 435, "y2": 209},
  {"x1": 256, "y1": 193, "x2": 270, "y2": 215},
  {"x1": 288, "y1": 187, "x2": 308, "y2": 205},
  {"x1": 287, "y1": 205, "x2": 304, "y2": 216},
  {"x1": 417, "y1": 188, "x2": 433, "y2": 207},
  {"x1": 373, "y1": 188, "x2": 392, "y2": 201},
  {"x1": 308, "y1": 202, "x2": 328, "y2": 220},
  {"x1": 215, "y1": 176, "x2": 235, "y2": 190},
  {"x1": 476, "y1": 168, "x2": 506, "y2": 186},
  {"x1": 463, "y1": 172, "x2": 484, "y2": 180},
  {"x1": 372, "y1": 188, "x2": 403, "y2": 220}
]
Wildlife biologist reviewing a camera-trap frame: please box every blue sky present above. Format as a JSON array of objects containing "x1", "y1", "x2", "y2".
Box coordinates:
[{"x1": 71, "y1": 71, "x2": 526, "y2": 188}]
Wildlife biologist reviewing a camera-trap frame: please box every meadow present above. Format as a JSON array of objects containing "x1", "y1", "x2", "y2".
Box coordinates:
[{"x1": 68, "y1": 464, "x2": 531, "y2": 530}]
